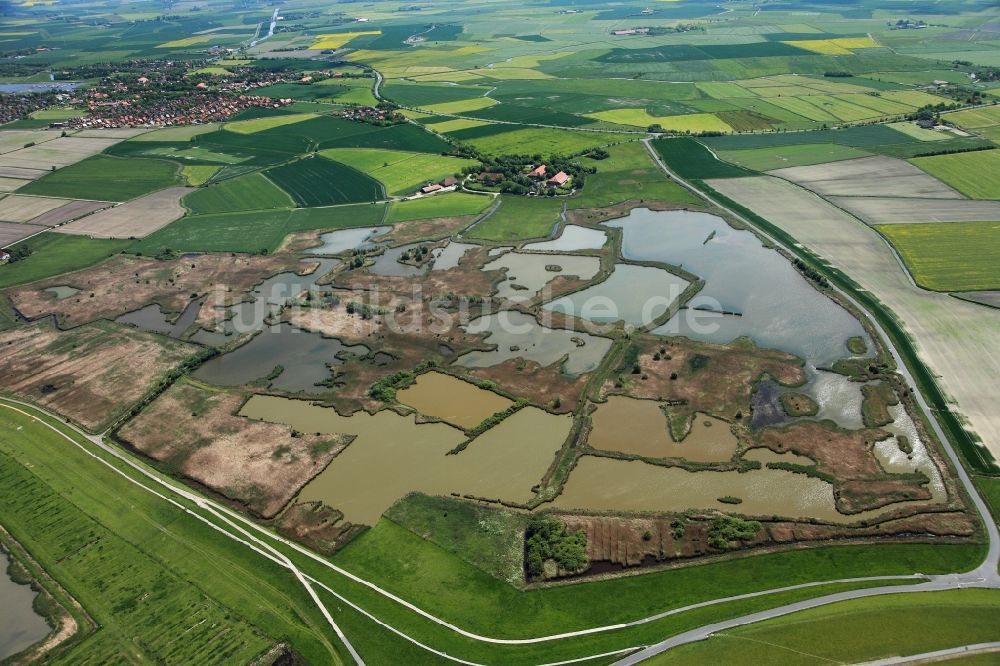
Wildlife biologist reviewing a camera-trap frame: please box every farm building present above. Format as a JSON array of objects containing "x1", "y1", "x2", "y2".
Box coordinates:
[
  {"x1": 421, "y1": 183, "x2": 443, "y2": 194},
  {"x1": 440, "y1": 176, "x2": 459, "y2": 188},
  {"x1": 478, "y1": 171, "x2": 503, "y2": 184},
  {"x1": 529, "y1": 165, "x2": 546, "y2": 179},
  {"x1": 547, "y1": 171, "x2": 569, "y2": 187}
]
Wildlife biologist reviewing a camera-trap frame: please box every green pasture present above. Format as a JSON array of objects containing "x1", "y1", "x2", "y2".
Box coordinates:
[
  {"x1": 651, "y1": 138, "x2": 753, "y2": 180},
  {"x1": 0, "y1": 233, "x2": 129, "y2": 289},
  {"x1": 911, "y1": 149, "x2": 1000, "y2": 200},
  {"x1": 129, "y1": 203, "x2": 387, "y2": 255},
  {"x1": 568, "y1": 142, "x2": 700, "y2": 209},
  {"x1": 385, "y1": 192, "x2": 493, "y2": 223},
  {"x1": 717, "y1": 143, "x2": 872, "y2": 172},
  {"x1": 320, "y1": 148, "x2": 475, "y2": 195},
  {"x1": 266, "y1": 156, "x2": 384, "y2": 206},
  {"x1": 19, "y1": 155, "x2": 180, "y2": 202},
  {"x1": 648, "y1": 590, "x2": 1000, "y2": 665},
  {"x1": 183, "y1": 172, "x2": 294, "y2": 214},
  {"x1": 465, "y1": 195, "x2": 562, "y2": 241}
]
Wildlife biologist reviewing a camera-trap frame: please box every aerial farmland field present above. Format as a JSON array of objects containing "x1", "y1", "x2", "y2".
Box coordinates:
[{"x1": 0, "y1": 0, "x2": 999, "y2": 664}]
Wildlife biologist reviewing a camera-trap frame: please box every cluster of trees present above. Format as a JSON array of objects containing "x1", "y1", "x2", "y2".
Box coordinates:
[
  {"x1": 399, "y1": 244, "x2": 430, "y2": 262},
  {"x1": 4, "y1": 245, "x2": 32, "y2": 263},
  {"x1": 367, "y1": 360, "x2": 436, "y2": 402},
  {"x1": 525, "y1": 515, "x2": 588, "y2": 579},
  {"x1": 707, "y1": 515, "x2": 761, "y2": 550},
  {"x1": 460, "y1": 152, "x2": 594, "y2": 195}
]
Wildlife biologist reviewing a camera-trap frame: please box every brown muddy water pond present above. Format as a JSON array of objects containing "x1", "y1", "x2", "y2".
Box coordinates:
[
  {"x1": 485, "y1": 252, "x2": 601, "y2": 303},
  {"x1": 456, "y1": 310, "x2": 613, "y2": 376},
  {"x1": 240, "y1": 395, "x2": 571, "y2": 524},
  {"x1": 552, "y1": 456, "x2": 900, "y2": 523},
  {"x1": 0, "y1": 550, "x2": 49, "y2": 661},
  {"x1": 588, "y1": 396, "x2": 737, "y2": 462},
  {"x1": 395, "y1": 371, "x2": 513, "y2": 429}
]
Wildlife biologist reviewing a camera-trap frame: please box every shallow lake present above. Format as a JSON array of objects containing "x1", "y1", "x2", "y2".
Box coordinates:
[
  {"x1": 194, "y1": 322, "x2": 369, "y2": 393},
  {"x1": 0, "y1": 551, "x2": 49, "y2": 661},
  {"x1": 588, "y1": 396, "x2": 737, "y2": 462},
  {"x1": 605, "y1": 208, "x2": 869, "y2": 366},
  {"x1": 241, "y1": 396, "x2": 570, "y2": 524},
  {"x1": 395, "y1": 371, "x2": 513, "y2": 429},
  {"x1": 306, "y1": 226, "x2": 391, "y2": 255},
  {"x1": 457, "y1": 310, "x2": 612, "y2": 376},
  {"x1": 485, "y1": 252, "x2": 601, "y2": 303},
  {"x1": 523, "y1": 225, "x2": 607, "y2": 252},
  {"x1": 116, "y1": 298, "x2": 201, "y2": 338},
  {"x1": 542, "y1": 263, "x2": 689, "y2": 328},
  {"x1": 552, "y1": 456, "x2": 898, "y2": 523}
]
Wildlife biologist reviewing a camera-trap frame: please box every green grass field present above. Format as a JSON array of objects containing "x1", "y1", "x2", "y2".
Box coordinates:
[
  {"x1": 332, "y1": 518, "x2": 982, "y2": 641},
  {"x1": 129, "y1": 203, "x2": 387, "y2": 255},
  {"x1": 877, "y1": 222, "x2": 1000, "y2": 292},
  {"x1": 320, "y1": 148, "x2": 476, "y2": 196},
  {"x1": 910, "y1": 149, "x2": 1000, "y2": 200},
  {"x1": 0, "y1": 403, "x2": 344, "y2": 665},
  {"x1": 385, "y1": 192, "x2": 492, "y2": 223},
  {"x1": 225, "y1": 112, "x2": 319, "y2": 134},
  {"x1": 567, "y1": 142, "x2": 701, "y2": 209},
  {"x1": 266, "y1": 156, "x2": 384, "y2": 206},
  {"x1": 647, "y1": 590, "x2": 1000, "y2": 665},
  {"x1": 465, "y1": 195, "x2": 561, "y2": 241},
  {"x1": 449, "y1": 125, "x2": 632, "y2": 158},
  {"x1": 0, "y1": 233, "x2": 129, "y2": 289},
  {"x1": 180, "y1": 165, "x2": 219, "y2": 186},
  {"x1": 183, "y1": 172, "x2": 294, "y2": 214},
  {"x1": 19, "y1": 155, "x2": 180, "y2": 202},
  {"x1": 652, "y1": 137, "x2": 754, "y2": 180},
  {"x1": 717, "y1": 143, "x2": 872, "y2": 172}
]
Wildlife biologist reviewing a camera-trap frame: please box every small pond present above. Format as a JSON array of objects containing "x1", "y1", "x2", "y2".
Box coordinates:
[
  {"x1": 306, "y1": 226, "x2": 391, "y2": 255},
  {"x1": 456, "y1": 310, "x2": 612, "y2": 376},
  {"x1": 0, "y1": 551, "x2": 49, "y2": 662},
  {"x1": 485, "y1": 252, "x2": 601, "y2": 303},
  {"x1": 523, "y1": 225, "x2": 607, "y2": 252}
]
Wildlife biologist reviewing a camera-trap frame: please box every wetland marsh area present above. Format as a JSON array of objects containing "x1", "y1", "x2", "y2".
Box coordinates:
[{"x1": 2, "y1": 3, "x2": 997, "y2": 657}]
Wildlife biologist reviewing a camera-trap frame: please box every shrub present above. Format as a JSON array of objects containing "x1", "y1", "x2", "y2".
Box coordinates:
[{"x1": 525, "y1": 515, "x2": 588, "y2": 578}]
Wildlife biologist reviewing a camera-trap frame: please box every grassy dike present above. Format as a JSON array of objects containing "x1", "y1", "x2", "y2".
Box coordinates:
[
  {"x1": 644, "y1": 589, "x2": 1000, "y2": 665},
  {"x1": 0, "y1": 399, "x2": 984, "y2": 665}
]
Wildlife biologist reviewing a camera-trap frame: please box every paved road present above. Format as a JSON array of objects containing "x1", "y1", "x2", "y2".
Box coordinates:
[{"x1": 859, "y1": 642, "x2": 1000, "y2": 665}]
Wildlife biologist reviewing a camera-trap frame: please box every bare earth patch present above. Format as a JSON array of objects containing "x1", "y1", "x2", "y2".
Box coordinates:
[
  {"x1": 118, "y1": 380, "x2": 350, "y2": 518},
  {"x1": 9, "y1": 252, "x2": 298, "y2": 327},
  {"x1": 0, "y1": 320, "x2": 197, "y2": 431},
  {"x1": 768, "y1": 155, "x2": 962, "y2": 199},
  {"x1": 55, "y1": 186, "x2": 191, "y2": 238}
]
